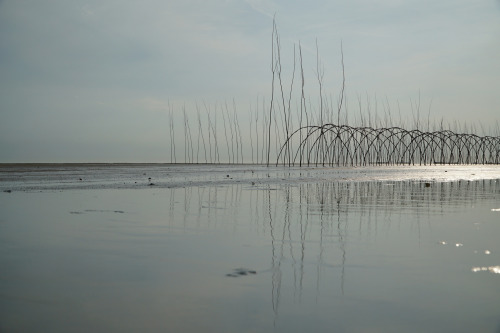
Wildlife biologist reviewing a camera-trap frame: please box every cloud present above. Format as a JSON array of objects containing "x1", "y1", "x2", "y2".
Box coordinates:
[
  {"x1": 245, "y1": 0, "x2": 277, "y2": 18},
  {"x1": 1, "y1": 0, "x2": 499, "y2": 162}
]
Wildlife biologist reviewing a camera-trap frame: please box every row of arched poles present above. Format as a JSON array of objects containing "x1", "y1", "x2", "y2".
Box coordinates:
[{"x1": 277, "y1": 124, "x2": 500, "y2": 166}]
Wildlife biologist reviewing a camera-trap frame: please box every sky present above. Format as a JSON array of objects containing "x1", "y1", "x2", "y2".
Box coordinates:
[{"x1": 1, "y1": 0, "x2": 499, "y2": 163}]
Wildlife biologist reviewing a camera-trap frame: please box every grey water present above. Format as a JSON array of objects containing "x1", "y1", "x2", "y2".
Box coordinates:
[{"x1": 1, "y1": 164, "x2": 500, "y2": 332}]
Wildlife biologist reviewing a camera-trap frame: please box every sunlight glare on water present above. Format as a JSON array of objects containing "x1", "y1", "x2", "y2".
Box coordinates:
[{"x1": 472, "y1": 266, "x2": 500, "y2": 274}]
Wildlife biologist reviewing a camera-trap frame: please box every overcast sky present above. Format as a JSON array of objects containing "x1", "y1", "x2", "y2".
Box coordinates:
[{"x1": 1, "y1": 0, "x2": 499, "y2": 162}]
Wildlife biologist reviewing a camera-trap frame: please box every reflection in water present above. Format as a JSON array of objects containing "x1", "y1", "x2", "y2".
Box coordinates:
[
  {"x1": 2, "y1": 175, "x2": 500, "y2": 332},
  {"x1": 164, "y1": 179, "x2": 500, "y2": 320}
]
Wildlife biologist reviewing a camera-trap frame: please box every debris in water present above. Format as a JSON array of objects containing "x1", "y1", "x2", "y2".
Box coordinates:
[{"x1": 226, "y1": 268, "x2": 257, "y2": 277}]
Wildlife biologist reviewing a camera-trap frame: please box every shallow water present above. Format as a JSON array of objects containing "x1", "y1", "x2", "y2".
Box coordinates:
[
  {"x1": 1, "y1": 163, "x2": 500, "y2": 191},
  {"x1": 1, "y1": 164, "x2": 500, "y2": 332}
]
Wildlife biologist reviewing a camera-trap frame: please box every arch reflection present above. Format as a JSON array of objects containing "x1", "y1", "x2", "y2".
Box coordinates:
[{"x1": 164, "y1": 179, "x2": 499, "y2": 317}]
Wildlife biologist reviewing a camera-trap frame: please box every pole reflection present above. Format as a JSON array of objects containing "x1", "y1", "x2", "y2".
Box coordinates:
[{"x1": 164, "y1": 178, "x2": 499, "y2": 318}]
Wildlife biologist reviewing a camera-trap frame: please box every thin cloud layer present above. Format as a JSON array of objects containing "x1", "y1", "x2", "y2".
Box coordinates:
[{"x1": 0, "y1": 0, "x2": 499, "y2": 162}]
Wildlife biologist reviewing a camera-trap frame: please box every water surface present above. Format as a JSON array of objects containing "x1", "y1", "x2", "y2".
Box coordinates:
[{"x1": 1, "y1": 164, "x2": 499, "y2": 332}]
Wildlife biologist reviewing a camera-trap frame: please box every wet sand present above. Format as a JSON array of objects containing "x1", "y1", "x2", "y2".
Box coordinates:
[{"x1": 1, "y1": 163, "x2": 500, "y2": 192}]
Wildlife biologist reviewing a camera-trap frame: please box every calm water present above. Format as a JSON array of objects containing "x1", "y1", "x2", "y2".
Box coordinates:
[{"x1": 1, "y1": 165, "x2": 500, "y2": 332}]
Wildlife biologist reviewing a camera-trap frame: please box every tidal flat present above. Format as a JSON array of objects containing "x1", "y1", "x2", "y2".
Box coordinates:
[{"x1": 1, "y1": 164, "x2": 500, "y2": 332}]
